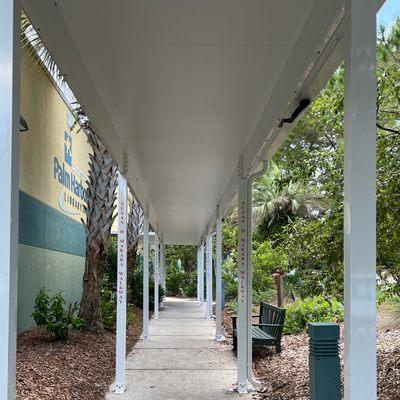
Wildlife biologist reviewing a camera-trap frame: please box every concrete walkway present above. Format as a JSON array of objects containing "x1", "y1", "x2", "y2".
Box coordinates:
[{"x1": 106, "y1": 297, "x2": 250, "y2": 400}]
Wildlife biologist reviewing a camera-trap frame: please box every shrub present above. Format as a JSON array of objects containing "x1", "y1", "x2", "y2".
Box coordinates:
[
  {"x1": 164, "y1": 266, "x2": 199, "y2": 298},
  {"x1": 284, "y1": 296, "x2": 344, "y2": 334},
  {"x1": 182, "y1": 273, "x2": 198, "y2": 297},
  {"x1": 104, "y1": 236, "x2": 118, "y2": 285},
  {"x1": 284, "y1": 267, "x2": 344, "y2": 301},
  {"x1": 166, "y1": 264, "x2": 186, "y2": 295},
  {"x1": 32, "y1": 288, "x2": 84, "y2": 341},
  {"x1": 222, "y1": 260, "x2": 238, "y2": 300},
  {"x1": 101, "y1": 276, "x2": 117, "y2": 329},
  {"x1": 130, "y1": 268, "x2": 164, "y2": 309}
]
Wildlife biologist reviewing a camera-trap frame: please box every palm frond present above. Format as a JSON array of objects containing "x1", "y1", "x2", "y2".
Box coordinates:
[
  {"x1": 252, "y1": 161, "x2": 326, "y2": 230},
  {"x1": 21, "y1": 10, "x2": 65, "y2": 85}
]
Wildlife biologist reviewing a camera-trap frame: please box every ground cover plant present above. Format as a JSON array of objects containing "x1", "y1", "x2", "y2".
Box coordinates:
[{"x1": 32, "y1": 289, "x2": 84, "y2": 342}]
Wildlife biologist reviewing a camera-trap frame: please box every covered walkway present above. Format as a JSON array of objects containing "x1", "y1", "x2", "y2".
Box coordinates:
[
  {"x1": 1, "y1": 1, "x2": 382, "y2": 398},
  {"x1": 107, "y1": 298, "x2": 247, "y2": 400}
]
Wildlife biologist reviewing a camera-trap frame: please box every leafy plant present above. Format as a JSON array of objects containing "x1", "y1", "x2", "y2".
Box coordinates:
[
  {"x1": 130, "y1": 268, "x2": 165, "y2": 309},
  {"x1": 283, "y1": 296, "x2": 344, "y2": 334},
  {"x1": 182, "y1": 273, "x2": 198, "y2": 297},
  {"x1": 227, "y1": 289, "x2": 273, "y2": 314},
  {"x1": 32, "y1": 288, "x2": 85, "y2": 341},
  {"x1": 165, "y1": 264, "x2": 187, "y2": 295},
  {"x1": 101, "y1": 276, "x2": 117, "y2": 329}
]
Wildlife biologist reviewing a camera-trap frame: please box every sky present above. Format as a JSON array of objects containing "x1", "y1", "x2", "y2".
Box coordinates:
[{"x1": 378, "y1": 0, "x2": 400, "y2": 30}]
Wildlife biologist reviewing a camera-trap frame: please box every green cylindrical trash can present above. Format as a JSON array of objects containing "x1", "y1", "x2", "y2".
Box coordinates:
[{"x1": 308, "y1": 322, "x2": 340, "y2": 400}]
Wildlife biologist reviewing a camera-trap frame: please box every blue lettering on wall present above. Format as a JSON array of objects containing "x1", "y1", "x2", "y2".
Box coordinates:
[{"x1": 54, "y1": 156, "x2": 88, "y2": 202}]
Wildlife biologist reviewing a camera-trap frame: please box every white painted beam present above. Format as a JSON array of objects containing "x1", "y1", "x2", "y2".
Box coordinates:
[
  {"x1": 0, "y1": 1, "x2": 19, "y2": 398},
  {"x1": 115, "y1": 173, "x2": 127, "y2": 394},
  {"x1": 344, "y1": 0, "x2": 376, "y2": 399},
  {"x1": 142, "y1": 215, "x2": 150, "y2": 341}
]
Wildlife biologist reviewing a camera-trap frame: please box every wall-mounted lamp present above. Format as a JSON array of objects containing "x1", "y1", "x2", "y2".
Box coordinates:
[
  {"x1": 20, "y1": 116, "x2": 29, "y2": 133},
  {"x1": 279, "y1": 98, "x2": 311, "y2": 128}
]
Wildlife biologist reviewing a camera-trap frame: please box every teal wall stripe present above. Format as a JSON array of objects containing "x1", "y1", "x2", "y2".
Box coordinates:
[{"x1": 19, "y1": 191, "x2": 86, "y2": 257}]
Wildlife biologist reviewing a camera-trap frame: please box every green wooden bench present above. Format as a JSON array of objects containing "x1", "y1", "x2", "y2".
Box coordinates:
[{"x1": 232, "y1": 302, "x2": 286, "y2": 353}]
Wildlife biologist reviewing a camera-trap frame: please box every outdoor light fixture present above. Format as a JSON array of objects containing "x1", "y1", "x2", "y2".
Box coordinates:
[
  {"x1": 19, "y1": 115, "x2": 29, "y2": 132},
  {"x1": 279, "y1": 98, "x2": 311, "y2": 127}
]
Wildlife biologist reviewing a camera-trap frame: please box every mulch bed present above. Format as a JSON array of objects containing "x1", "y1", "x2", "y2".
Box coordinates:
[
  {"x1": 16, "y1": 307, "x2": 143, "y2": 400},
  {"x1": 221, "y1": 308, "x2": 400, "y2": 400}
]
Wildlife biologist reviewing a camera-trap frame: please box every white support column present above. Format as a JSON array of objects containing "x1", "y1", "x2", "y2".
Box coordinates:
[
  {"x1": 237, "y1": 174, "x2": 249, "y2": 393},
  {"x1": 142, "y1": 214, "x2": 150, "y2": 341},
  {"x1": 344, "y1": 1, "x2": 376, "y2": 399},
  {"x1": 199, "y1": 243, "x2": 205, "y2": 306},
  {"x1": 162, "y1": 243, "x2": 167, "y2": 291},
  {"x1": 246, "y1": 176, "x2": 253, "y2": 384},
  {"x1": 197, "y1": 247, "x2": 201, "y2": 303},
  {"x1": 205, "y1": 235, "x2": 213, "y2": 319},
  {"x1": 0, "y1": 1, "x2": 19, "y2": 398},
  {"x1": 153, "y1": 234, "x2": 159, "y2": 319},
  {"x1": 245, "y1": 161, "x2": 267, "y2": 389},
  {"x1": 160, "y1": 242, "x2": 166, "y2": 305},
  {"x1": 215, "y1": 208, "x2": 225, "y2": 341},
  {"x1": 115, "y1": 173, "x2": 127, "y2": 394}
]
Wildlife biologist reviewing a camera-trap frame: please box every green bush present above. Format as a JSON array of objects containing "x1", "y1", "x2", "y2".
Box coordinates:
[
  {"x1": 104, "y1": 236, "x2": 118, "y2": 285},
  {"x1": 130, "y1": 268, "x2": 164, "y2": 309},
  {"x1": 101, "y1": 276, "x2": 117, "y2": 329},
  {"x1": 166, "y1": 264, "x2": 186, "y2": 295},
  {"x1": 182, "y1": 272, "x2": 198, "y2": 297},
  {"x1": 284, "y1": 296, "x2": 344, "y2": 334},
  {"x1": 101, "y1": 275, "x2": 144, "y2": 330},
  {"x1": 164, "y1": 265, "x2": 199, "y2": 298},
  {"x1": 222, "y1": 260, "x2": 238, "y2": 299},
  {"x1": 32, "y1": 288, "x2": 84, "y2": 341},
  {"x1": 284, "y1": 267, "x2": 344, "y2": 301}
]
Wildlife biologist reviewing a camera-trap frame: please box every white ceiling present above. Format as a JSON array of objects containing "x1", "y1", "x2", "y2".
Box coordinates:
[{"x1": 24, "y1": 0, "x2": 347, "y2": 244}]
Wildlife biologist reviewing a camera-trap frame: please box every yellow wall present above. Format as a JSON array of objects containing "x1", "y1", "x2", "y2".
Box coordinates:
[{"x1": 20, "y1": 49, "x2": 91, "y2": 222}]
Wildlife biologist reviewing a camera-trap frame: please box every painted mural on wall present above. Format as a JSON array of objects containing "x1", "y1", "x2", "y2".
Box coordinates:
[
  {"x1": 19, "y1": 49, "x2": 92, "y2": 223},
  {"x1": 53, "y1": 111, "x2": 89, "y2": 216}
]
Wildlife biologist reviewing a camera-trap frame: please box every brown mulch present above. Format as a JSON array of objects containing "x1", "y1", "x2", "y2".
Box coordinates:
[
  {"x1": 16, "y1": 307, "x2": 143, "y2": 400},
  {"x1": 221, "y1": 308, "x2": 400, "y2": 400}
]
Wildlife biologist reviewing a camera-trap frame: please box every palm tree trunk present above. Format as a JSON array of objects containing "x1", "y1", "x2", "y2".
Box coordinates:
[
  {"x1": 80, "y1": 252, "x2": 104, "y2": 329},
  {"x1": 79, "y1": 124, "x2": 117, "y2": 331}
]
